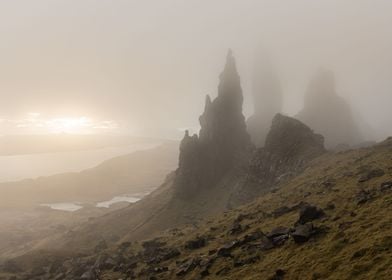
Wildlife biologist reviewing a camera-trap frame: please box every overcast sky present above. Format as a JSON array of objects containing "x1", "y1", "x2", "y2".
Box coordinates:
[{"x1": 0, "y1": 0, "x2": 391, "y2": 140}]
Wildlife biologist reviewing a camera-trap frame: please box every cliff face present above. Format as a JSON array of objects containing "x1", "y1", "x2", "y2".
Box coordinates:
[
  {"x1": 296, "y1": 69, "x2": 362, "y2": 149},
  {"x1": 175, "y1": 50, "x2": 253, "y2": 198},
  {"x1": 247, "y1": 55, "x2": 283, "y2": 147}
]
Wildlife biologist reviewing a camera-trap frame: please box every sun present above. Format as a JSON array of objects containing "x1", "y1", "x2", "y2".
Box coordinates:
[{"x1": 46, "y1": 117, "x2": 92, "y2": 134}]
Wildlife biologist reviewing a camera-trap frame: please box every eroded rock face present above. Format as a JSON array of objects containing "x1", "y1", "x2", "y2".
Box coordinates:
[
  {"x1": 175, "y1": 50, "x2": 252, "y2": 198},
  {"x1": 249, "y1": 114, "x2": 325, "y2": 182},
  {"x1": 231, "y1": 114, "x2": 326, "y2": 205},
  {"x1": 296, "y1": 69, "x2": 362, "y2": 149}
]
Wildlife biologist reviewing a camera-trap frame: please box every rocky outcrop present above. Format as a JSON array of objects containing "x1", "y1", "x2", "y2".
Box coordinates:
[
  {"x1": 247, "y1": 54, "x2": 283, "y2": 147},
  {"x1": 296, "y1": 69, "x2": 362, "y2": 149},
  {"x1": 230, "y1": 114, "x2": 325, "y2": 205},
  {"x1": 175, "y1": 50, "x2": 253, "y2": 198}
]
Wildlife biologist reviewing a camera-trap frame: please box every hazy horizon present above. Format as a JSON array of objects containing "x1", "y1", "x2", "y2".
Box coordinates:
[{"x1": 1, "y1": 0, "x2": 391, "y2": 141}]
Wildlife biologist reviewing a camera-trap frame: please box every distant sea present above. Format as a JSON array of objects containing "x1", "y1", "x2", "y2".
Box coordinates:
[{"x1": 0, "y1": 142, "x2": 160, "y2": 183}]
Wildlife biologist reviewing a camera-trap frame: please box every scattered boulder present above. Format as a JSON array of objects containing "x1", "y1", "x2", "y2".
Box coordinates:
[
  {"x1": 199, "y1": 256, "x2": 215, "y2": 278},
  {"x1": 267, "y1": 226, "x2": 290, "y2": 239},
  {"x1": 215, "y1": 266, "x2": 231, "y2": 276},
  {"x1": 297, "y1": 205, "x2": 325, "y2": 225},
  {"x1": 144, "y1": 247, "x2": 181, "y2": 264},
  {"x1": 185, "y1": 236, "x2": 207, "y2": 250},
  {"x1": 356, "y1": 190, "x2": 374, "y2": 205},
  {"x1": 269, "y1": 269, "x2": 286, "y2": 280},
  {"x1": 291, "y1": 223, "x2": 315, "y2": 243},
  {"x1": 267, "y1": 226, "x2": 290, "y2": 246},
  {"x1": 176, "y1": 258, "x2": 199, "y2": 276},
  {"x1": 325, "y1": 202, "x2": 336, "y2": 210},
  {"x1": 380, "y1": 181, "x2": 392, "y2": 192},
  {"x1": 142, "y1": 239, "x2": 166, "y2": 251},
  {"x1": 273, "y1": 201, "x2": 309, "y2": 218},
  {"x1": 228, "y1": 221, "x2": 246, "y2": 235},
  {"x1": 233, "y1": 255, "x2": 260, "y2": 267},
  {"x1": 358, "y1": 168, "x2": 385, "y2": 183},
  {"x1": 101, "y1": 258, "x2": 116, "y2": 270},
  {"x1": 272, "y1": 206, "x2": 292, "y2": 218},
  {"x1": 80, "y1": 267, "x2": 97, "y2": 280},
  {"x1": 161, "y1": 248, "x2": 181, "y2": 261},
  {"x1": 217, "y1": 240, "x2": 240, "y2": 257},
  {"x1": 241, "y1": 229, "x2": 265, "y2": 243}
]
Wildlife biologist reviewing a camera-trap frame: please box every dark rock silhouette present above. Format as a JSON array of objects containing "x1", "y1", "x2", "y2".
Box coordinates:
[
  {"x1": 250, "y1": 113, "x2": 325, "y2": 182},
  {"x1": 296, "y1": 69, "x2": 362, "y2": 149},
  {"x1": 230, "y1": 113, "x2": 325, "y2": 205},
  {"x1": 247, "y1": 54, "x2": 283, "y2": 147},
  {"x1": 175, "y1": 50, "x2": 253, "y2": 198}
]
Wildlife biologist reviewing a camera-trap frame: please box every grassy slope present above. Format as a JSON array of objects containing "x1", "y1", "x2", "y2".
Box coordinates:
[{"x1": 103, "y1": 139, "x2": 392, "y2": 279}]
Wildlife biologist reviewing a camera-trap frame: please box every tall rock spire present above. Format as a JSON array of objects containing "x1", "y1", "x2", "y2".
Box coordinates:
[
  {"x1": 296, "y1": 69, "x2": 362, "y2": 149},
  {"x1": 247, "y1": 52, "x2": 283, "y2": 147},
  {"x1": 175, "y1": 50, "x2": 252, "y2": 199},
  {"x1": 218, "y1": 49, "x2": 242, "y2": 100}
]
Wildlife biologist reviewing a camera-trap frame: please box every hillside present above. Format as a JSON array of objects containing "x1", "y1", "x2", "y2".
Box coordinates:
[{"x1": 10, "y1": 137, "x2": 391, "y2": 280}]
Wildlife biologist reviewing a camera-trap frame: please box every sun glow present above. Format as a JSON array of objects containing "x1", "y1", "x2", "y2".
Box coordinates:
[
  {"x1": 0, "y1": 113, "x2": 119, "y2": 134},
  {"x1": 46, "y1": 117, "x2": 92, "y2": 134}
]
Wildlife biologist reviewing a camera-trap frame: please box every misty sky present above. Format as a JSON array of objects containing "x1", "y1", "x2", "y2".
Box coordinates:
[{"x1": 0, "y1": 0, "x2": 391, "y2": 140}]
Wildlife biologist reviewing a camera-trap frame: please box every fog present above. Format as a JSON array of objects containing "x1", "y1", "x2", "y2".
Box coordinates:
[{"x1": 0, "y1": 0, "x2": 391, "y2": 141}]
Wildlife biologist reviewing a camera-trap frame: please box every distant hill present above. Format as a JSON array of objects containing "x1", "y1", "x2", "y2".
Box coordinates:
[
  {"x1": 0, "y1": 134, "x2": 162, "y2": 156},
  {"x1": 0, "y1": 141, "x2": 178, "y2": 207}
]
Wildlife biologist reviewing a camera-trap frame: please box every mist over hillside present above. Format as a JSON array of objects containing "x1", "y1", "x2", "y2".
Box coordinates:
[{"x1": 0, "y1": 1, "x2": 391, "y2": 280}]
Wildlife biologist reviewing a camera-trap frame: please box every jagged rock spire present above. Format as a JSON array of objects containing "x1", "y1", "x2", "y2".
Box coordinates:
[
  {"x1": 218, "y1": 49, "x2": 242, "y2": 103},
  {"x1": 175, "y1": 50, "x2": 252, "y2": 199},
  {"x1": 247, "y1": 51, "x2": 283, "y2": 147}
]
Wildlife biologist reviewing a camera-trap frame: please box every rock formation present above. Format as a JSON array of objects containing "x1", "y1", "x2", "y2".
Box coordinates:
[
  {"x1": 247, "y1": 54, "x2": 283, "y2": 147},
  {"x1": 175, "y1": 50, "x2": 253, "y2": 198},
  {"x1": 296, "y1": 69, "x2": 362, "y2": 149},
  {"x1": 230, "y1": 113, "x2": 325, "y2": 205}
]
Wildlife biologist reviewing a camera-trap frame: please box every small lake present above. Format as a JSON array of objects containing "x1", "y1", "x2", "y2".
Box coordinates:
[
  {"x1": 40, "y1": 202, "x2": 84, "y2": 212},
  {"x1": 40, "y1": 192, "x2": 149, "y2": 212}
]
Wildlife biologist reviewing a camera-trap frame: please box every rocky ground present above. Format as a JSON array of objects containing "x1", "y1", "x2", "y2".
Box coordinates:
[{"x1": 4, "y1": 138, "x2": 391, "y2": 280}]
